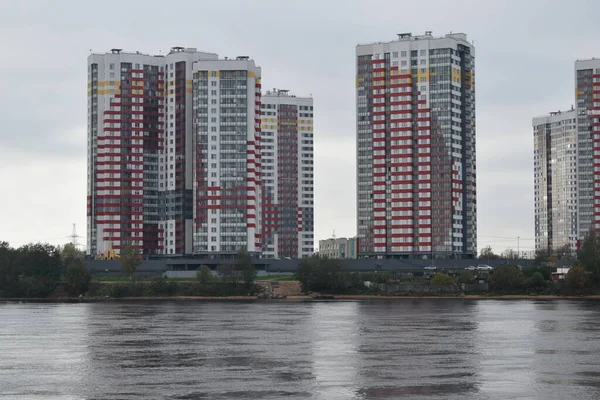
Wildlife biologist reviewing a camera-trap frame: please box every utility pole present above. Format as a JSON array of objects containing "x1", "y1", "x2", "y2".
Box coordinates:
[{"x1": 517, "y1": 236, "x2": 520, "y2": 260}]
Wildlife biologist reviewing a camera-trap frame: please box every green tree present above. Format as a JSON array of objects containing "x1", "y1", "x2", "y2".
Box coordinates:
[
  {"x1": 60, "y1": 243, "x2": 84, "y2": 266},
  {"x1": 295, "y1": 257, "x2": 346, "y2": 294},
  {"x1": 17, "y1": 243, "x2": 62, "y2": 286},
  {"x1": 564, "y1": 265, "x2": 588, "y2": 295},
  {"x1": 296, "y1": 257, "x2": 318, "y2": 292},
  {"x1": 0, "y1": 241, "x2": 16, "y2": 288},
  {"x1": 479, "y1": 246, "x2": 500, "y2": 260},
  {"x1": 490, "y1": 265, "x2": 525, "y2": 292},
  {"x1": 217, "y1": 263, "x2": 239, "y2": 286},
  {"x1": 196, "y1": 265, "x2": 214, "y2": 283},
  {"x1": 578, "y1": 228, "x2": 600, "y2": 282},
  {"x1": 431, "y1": 273, "x2": 455, "y2": 285},
  {"x1": 530, "y1": 271, "x2": 545, "y2": 288},
  {"x1": 121, "y1": 244, "x2": 142, "y2": 280},
  {"x1": 457, "y1": 270, "x2": 476, "y2": 284},
  {"x1": 66, "y1": 259, "x2": 92, "y2": 296},
  {"x1": 236, "y1": 249, "x2": 256, "y2": 288}
]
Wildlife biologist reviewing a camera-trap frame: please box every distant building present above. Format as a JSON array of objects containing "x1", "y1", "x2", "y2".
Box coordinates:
[
  {"x1": 355, "y1": 32, "x2": 476, "y2": 260},
  {"x1": 532, "y1": 58, "x2": 600, "y2": 255},
  {"x1": 318, "y1": 237, "x2": 359, "y2": 259},
  {"x1": 533, "y1": 109, "x2": 578, "y2": 254},
  {"x1": 260, "y1": 89, "x2": 314, "y2": 259}
]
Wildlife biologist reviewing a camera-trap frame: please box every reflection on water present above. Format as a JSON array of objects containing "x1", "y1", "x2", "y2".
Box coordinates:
[{"x1": 0, "y1": 300, "x2": 600, "y2": 399}]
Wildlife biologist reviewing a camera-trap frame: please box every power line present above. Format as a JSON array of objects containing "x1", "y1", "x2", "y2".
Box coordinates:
[{"x1": 479, "y1": 235, "x2": 535, "y2": 240}]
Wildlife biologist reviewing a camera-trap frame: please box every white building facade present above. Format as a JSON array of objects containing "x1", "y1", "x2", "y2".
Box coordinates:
[
  {"x1": 192, "y1": 57, "x2": 263, "y2": 255},
  {"x1": 356, "y1": 32, "x2": 476, "y2": 259},
  {"x1": 533, "y1": 109, "x2": 578, "y2": 254},
  {"x1": 260, "y1": 90, "x2": 314, "y2": 259}
]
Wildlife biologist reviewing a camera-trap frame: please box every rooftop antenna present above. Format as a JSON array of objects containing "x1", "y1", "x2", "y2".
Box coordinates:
[{"x1": 332, "y1": 229, "x2": 336, "y2": 239}]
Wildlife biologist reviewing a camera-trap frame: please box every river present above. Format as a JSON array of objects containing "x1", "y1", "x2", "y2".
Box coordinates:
[{"x1": 0, "y1": 300, "x2": 599, "y2": 399}]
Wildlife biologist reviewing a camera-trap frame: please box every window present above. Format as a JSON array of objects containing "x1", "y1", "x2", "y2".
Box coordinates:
[
  {"x1": 401, "y1": 51, "x2": 407, "y2": 57},
  {"x1": 392, "y1": 51, "x2": 398, "y2": 58},
  {"x1": 420, "y1": 49, "x2": 426, "y2": 56}
]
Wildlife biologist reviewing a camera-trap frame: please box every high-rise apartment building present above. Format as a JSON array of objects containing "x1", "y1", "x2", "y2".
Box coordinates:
[
  {"x1": 575, "y1": 59, "x2": 600, "y2": 241},
  {"x1": 260, "y1": 89, "x2": 314, "y2": 258},
  {"x1": 87, "y1": 47, "x2": 217, "y2": 256},
  {"x1": 533, "y1": 109, "x2": 578, "y2": 254},
  {"x1": 87, "y1": 48, "x2": 264, "y2": 257},
  {"x1": 533, "y1": 59, "x2": 600, "y2": 255},
  {"x1": 192, "y1": 57, "x2": 263, "y2": 256},
  {"x1": 355, "y1": 32, "x2": 476, "y2": 259}
]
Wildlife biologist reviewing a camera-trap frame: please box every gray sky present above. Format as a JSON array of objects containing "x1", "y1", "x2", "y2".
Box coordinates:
[{"x1": 0, "y1": 0, "x2": 597, "y2": 255}]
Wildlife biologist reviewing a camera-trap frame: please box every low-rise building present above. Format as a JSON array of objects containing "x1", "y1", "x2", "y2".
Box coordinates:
[{"x1": 318, "y1": 237, "x2": 359, "y2": 259}]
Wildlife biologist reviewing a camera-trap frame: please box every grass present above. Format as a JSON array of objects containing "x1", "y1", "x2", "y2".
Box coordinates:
[
  {"x1": 92, "y1": 274, "x2": 298, "y2": 282},
  {"x1": 258, "y1": 274, "x2": 297, "y2": 281}
]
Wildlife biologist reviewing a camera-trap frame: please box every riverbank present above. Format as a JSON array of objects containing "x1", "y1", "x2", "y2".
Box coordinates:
[{"x1": 2, "y1": 294, "x2": 600, "y2": 302}]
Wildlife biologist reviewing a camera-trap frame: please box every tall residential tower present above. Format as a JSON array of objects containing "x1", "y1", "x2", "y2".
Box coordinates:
[
  {"x1": 533, "y1": 109, "x2": 578, "y2": 253},
  {"x1": 355, "y1": 32, "x2": 476, "y2": 259},
  {"x1": 260, "y1": 89, "x2": 314, "y2": 259},
  {"x1": 192, "y1": 57, "x2": 263, "y2": 256},
  {"x1": 533, "y1": 59, "x2": 600, "y2": 255},
  {"x1": 87, "y1": 48, "x2": 264, "y2": 257}
]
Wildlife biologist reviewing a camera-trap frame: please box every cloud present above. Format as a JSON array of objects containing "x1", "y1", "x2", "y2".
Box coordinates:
[{"x1": 2, "y1": 0, "x2": 600, "y2": 253}]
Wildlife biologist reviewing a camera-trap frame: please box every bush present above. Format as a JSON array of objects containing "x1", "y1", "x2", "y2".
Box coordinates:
[
  {"x1": 457, "y1": 270, "x2": 475, "y2": 284},
  {"x1": 491, "y1": 265, "x2": 525, "y2": 292},
  {"x1": 148, "y1": 277, "x2": 179, "y2": 296},
  {"x1": 530, "y1": 272, "x2": 545, "y2": 288},
  {"x1": 431, "y1": 273, "x2": 455, "y2": 285},
  {"x1": 564, "y1": 266, "x2": 588, "y2": 295},
  {"x1": 66, "y1": 260, "x2": 92, "y2": 296},
  {"x1": 109, "y1": 282, "x2": 146, "y2": 298},
  {"x1": 196, "y1": 265, "x2": 214, "y2": 283}
]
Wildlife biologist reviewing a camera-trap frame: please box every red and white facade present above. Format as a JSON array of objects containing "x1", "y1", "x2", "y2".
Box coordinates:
[
  {"x1": 356, "y1": 32, "x2": 476, "y2": 259},
  {"x1": 575, "y1": 59, "x2": 600, "y2": 240},
  {"x1": 260, "y1": 90, "x2": 314, "y2": 259},
  {"x1": 192, "y1": 57, "x2": 263, "y2": 255},
  {"x1": 87, "y1": 47, "x2": 217, "y2": 256}
]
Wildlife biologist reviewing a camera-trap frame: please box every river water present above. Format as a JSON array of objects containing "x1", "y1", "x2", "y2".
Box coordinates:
[{"x1": 1, "y1": 300, "x2": 599, "y2": 399}]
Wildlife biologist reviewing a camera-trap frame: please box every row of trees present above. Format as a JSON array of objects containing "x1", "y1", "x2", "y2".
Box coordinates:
[
  {"x1": 294, "y1": 255, "x2": 598, "y2": 296},
  {"x1": 0, "y1": 241, "x2": 258, "y2": 298},
  {"x1": 0, "y1": 242, "x2": 91, "y2": 297}
]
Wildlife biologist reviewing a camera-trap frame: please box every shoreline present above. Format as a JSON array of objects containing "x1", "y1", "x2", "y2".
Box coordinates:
[{"x1": 1, "y1": 294, "x2": 600, "y2": 302}]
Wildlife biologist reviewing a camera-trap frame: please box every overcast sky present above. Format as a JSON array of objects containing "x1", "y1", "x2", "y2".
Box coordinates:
[{"x1": 0, "y1": 0, "x2": 598, "y2": 255}]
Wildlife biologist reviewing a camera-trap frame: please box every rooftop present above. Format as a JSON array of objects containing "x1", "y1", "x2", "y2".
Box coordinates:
[
  {"x1": 357, "y1": 31, "x2": 470, "y2": 47},
  {"x1": 90, "y1": 47, "x2": 218, "y2": 58},
  {"x1": 263, "y1": 88, "x2": 312, "y2": 98}
]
